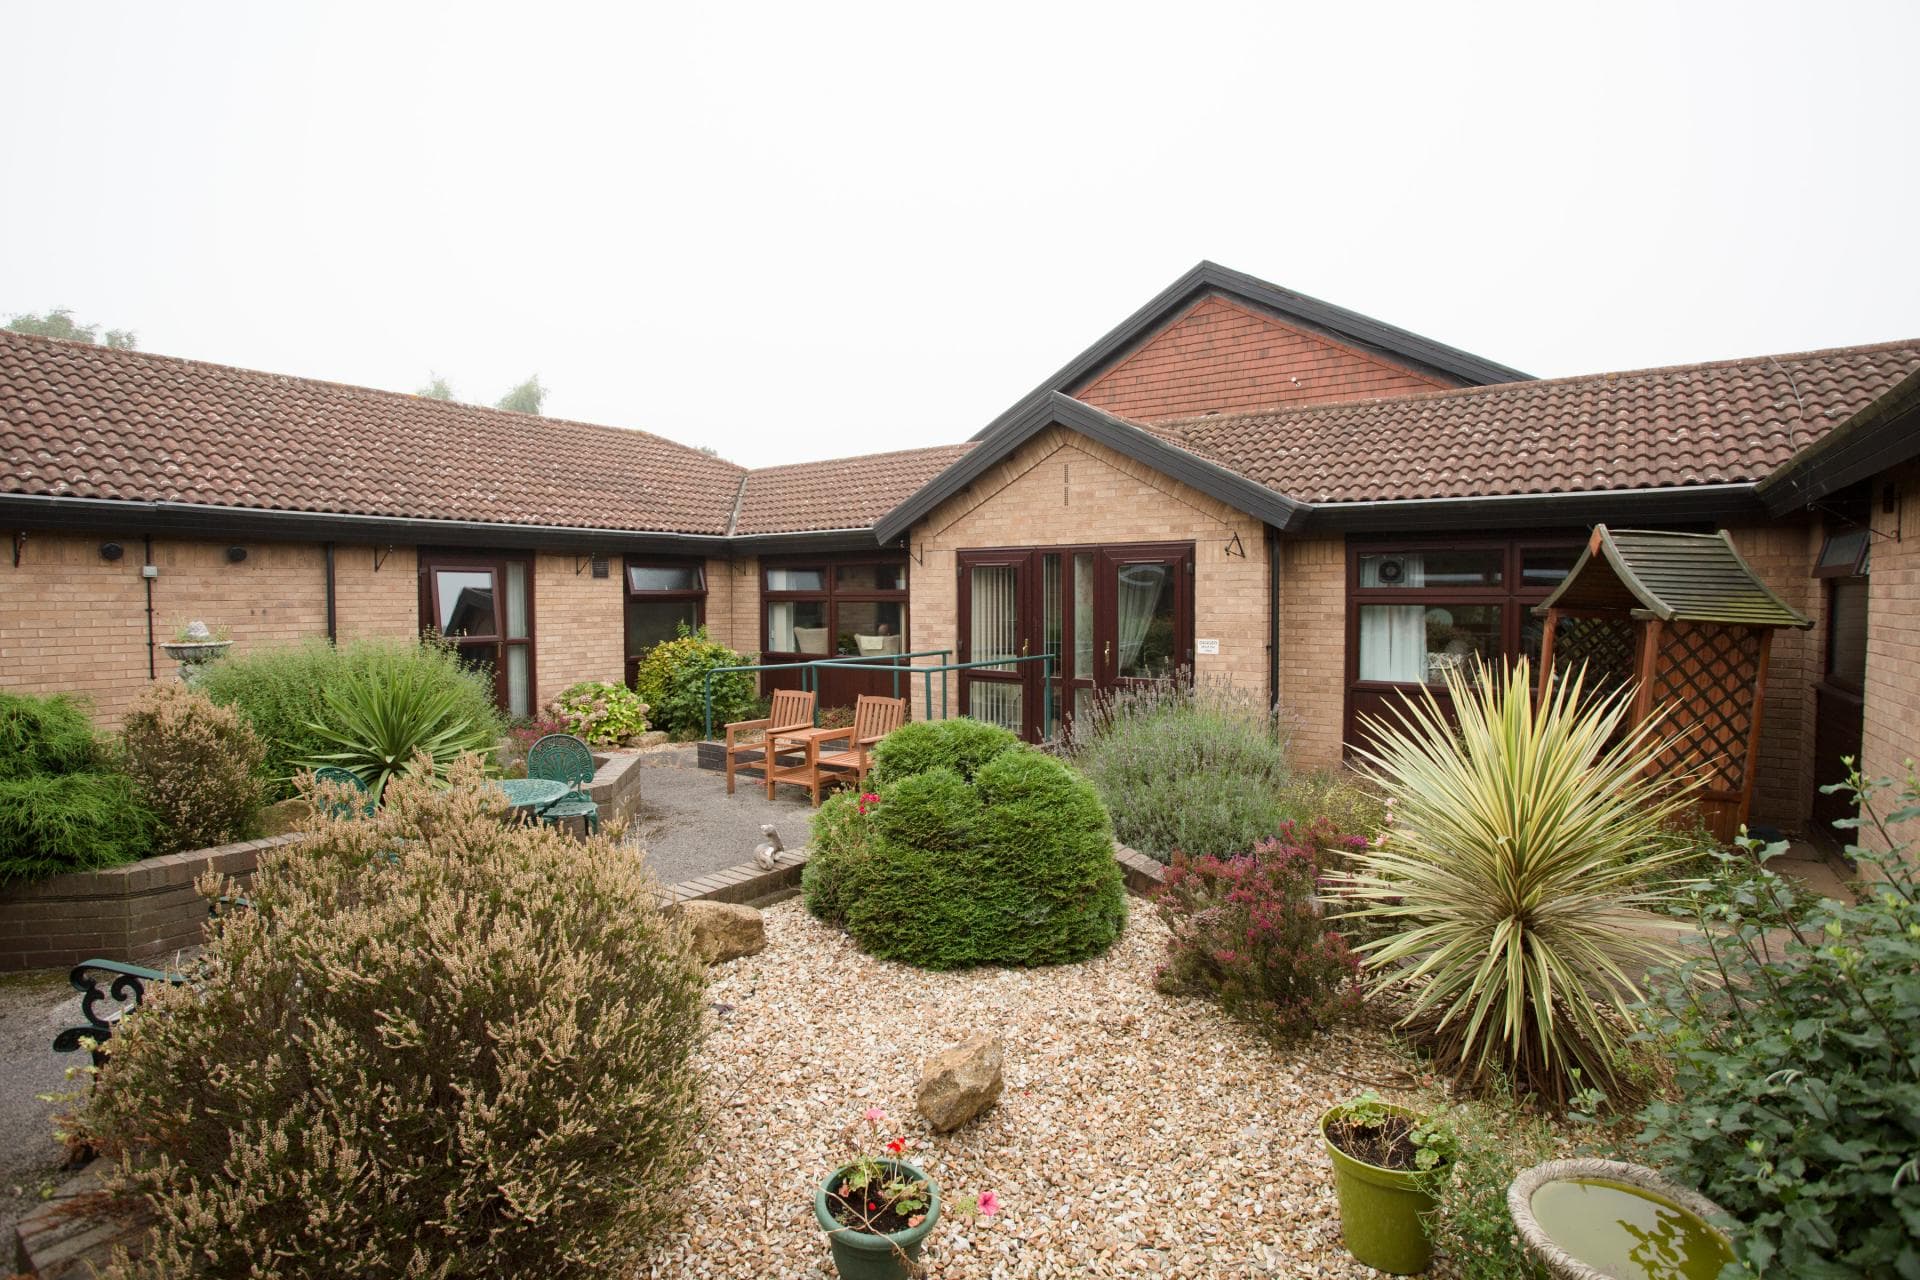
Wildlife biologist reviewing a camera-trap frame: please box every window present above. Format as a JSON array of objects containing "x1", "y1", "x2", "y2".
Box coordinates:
[
  {"x1": 762, "y1": 557, "x2": 908, "y2": 657},
  {"x1": 421, "y1": 553, "x2": 534, "y2": 717},
  {"x1": 624, "y1": 559, "x2": 706, "y2": 682},
  {"x1": 1350, "y1": 539, "x2": 1581, "y2": 687},
  {"x1": 1814, "y1": 527, "x2": 1871, "y2": 578}
]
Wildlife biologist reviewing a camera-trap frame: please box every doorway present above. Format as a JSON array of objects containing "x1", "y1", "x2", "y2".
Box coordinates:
[
  {"x1": 418, "y1": 551, "x2": 535, "y2": 717},
  {"x1": 956, "y1": 541, "x2": 1193, "y2": 740}
]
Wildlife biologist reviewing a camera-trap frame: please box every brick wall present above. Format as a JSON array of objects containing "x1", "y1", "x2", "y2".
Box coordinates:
[
  {"x1": 531, "y1": 552, "x2": 625, "y2": 705},
  {"x1": 904, "y1": 425, "x2": 1270, "y2": 721},
  {"x1": 704, "y1": 554, "x2": 760, "y2": 655},
  {"x1": 1727, "y1": 520, "x2": 1823, "y2": 830},
  {"x1": 1276, "y1": 535, "x2": 1347, "y2": 771},
  {"x1": 331, "y1": 543, "x2": 419, "y2": 641},
  {"x1": 1861, "y1": 461, "x2": 1920, "y2": 854},
  {"x1": 1073, "y1": 294, "x2": 1451, "y2": 421}
]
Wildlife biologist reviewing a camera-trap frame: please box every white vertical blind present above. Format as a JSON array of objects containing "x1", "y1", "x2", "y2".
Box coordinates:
[{"x1": 971, "y1": 565, "x2": 1017, "y2": 663}]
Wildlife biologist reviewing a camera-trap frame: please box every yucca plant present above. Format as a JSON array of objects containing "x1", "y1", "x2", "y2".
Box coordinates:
[
  {"x1": 1335, "y1": 658, "x2": 1699, "y2": 1107},
  {"x1": 298, "y1": 660, "x2": 500, "y2": 798}
]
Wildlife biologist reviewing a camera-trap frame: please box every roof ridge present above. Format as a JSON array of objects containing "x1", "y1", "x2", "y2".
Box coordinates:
[
  {"x1": 743, "y1": 441, "x2": 974, "y2": 476},
  {"x1": 1153, "y1": 337, "x2": 1920, "y2": 432},
  {"x1": 0, "y1": 327, "x2": 748, "y2": 474}
]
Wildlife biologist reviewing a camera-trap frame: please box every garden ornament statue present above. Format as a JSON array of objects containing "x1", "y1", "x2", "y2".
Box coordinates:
[{"x1": 755, "y1": 823, "x2": 784, "y2": 870}]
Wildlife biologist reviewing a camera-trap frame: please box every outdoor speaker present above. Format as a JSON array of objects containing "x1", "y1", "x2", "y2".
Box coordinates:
[
  {"x1": 99, "y1": 542, "x2": 125, "y2": 562},
  {"x1": 226, "y1": 546, "x2": 248, "y2": 563}
]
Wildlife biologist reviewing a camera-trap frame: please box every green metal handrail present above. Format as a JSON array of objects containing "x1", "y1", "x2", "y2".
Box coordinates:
[
  {"x1": 807, "y1": 652, "x2": 1058, "y2": 741},
  {"x1": 701, "y1": 649, "x2": 952, "y2": 739}
]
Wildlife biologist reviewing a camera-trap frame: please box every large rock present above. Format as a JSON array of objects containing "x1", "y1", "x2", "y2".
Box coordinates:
[
  {"x1": 678, "y1": 900, "x2": 766, "y2": 964},
  {"x1": 915, "y1": 1034, "x2": 1005, "y2": 1132}
]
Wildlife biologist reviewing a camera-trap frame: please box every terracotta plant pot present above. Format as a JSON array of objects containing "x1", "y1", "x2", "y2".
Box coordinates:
[
  {"x1": 813, "y1": 1158, "x2": 941, "y2": 1280},
  {"x1": 1321, "y1": 1101, "x2": 1444, "y2": 1275}
]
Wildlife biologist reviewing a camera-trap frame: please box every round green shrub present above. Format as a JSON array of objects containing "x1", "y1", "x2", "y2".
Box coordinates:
[
  {"x1": 77, "y1": 760, "x2": 706, "y2": 1279},
  {"x1": 809, "y1": 739, "x2": 1127, "y2": 969},
  {"x1": 631, "y1": 625, "x2": 755, "y2": 740},
  {"x1": 869, "y1": 716, "x2": 1020, "y2": 785},
  {"x1": 549, "y1": 680, "x2": 651, "y2": 746},
  {"x1": 0, "y1": 690, "x2": 156, "y2": 882}
]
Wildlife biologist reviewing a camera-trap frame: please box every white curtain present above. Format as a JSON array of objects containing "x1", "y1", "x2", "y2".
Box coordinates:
[
  {"x1": 768, "y1": 601, "x2": 797, "y2": 651},
  {"x1": 1115, "y1": 565, "x2": 1165, "y2": 675},
  {"x1": 971, "y1": 566, "x2": 1017, "y2": 663},
  {"x1": 1358, "y1": 553, "x2": 1427, "y2": 683}
]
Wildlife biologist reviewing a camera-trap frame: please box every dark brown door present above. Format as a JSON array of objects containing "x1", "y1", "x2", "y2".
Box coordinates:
[
  {"x1": 1812, "y1": 575, "x2": 1868, "y2": 833},
  {"x1": 957, "y1": 550, "x2": 1035, "y2": 738},
  {"x1": 1095, "y1": 545, "x2": 1193, "y2": 692},
  {"x1": 420, "y1": 552, "x2": 534, "y2": 717}
]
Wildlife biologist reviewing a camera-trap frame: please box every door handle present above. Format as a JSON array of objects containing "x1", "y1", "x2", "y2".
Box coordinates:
[
  {"x1": 1104, "y1": 641, "x2": 1112, "y2": 664},
  {"x1": 1021, "y1": 639, "x2": 1029, "y2": 656}
]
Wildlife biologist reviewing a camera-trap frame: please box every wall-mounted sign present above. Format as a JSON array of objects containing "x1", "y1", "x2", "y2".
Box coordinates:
[{"x1": 1196, "y1": 638, "x2": 1220, "y2": 655}]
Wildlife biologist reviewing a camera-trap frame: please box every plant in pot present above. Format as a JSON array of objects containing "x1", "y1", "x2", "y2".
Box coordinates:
[
  {"x1": 814, "y1": 1108, "x2": 998, "y2": 1280},
  {"x1": 1321, "y1": 1091, "x2": 1458, "y2": 1275}
]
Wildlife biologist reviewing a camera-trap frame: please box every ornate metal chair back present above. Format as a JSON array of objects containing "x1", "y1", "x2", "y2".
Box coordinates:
[
  {"x1": 312, "y1": 765, "x2": 375, "y2": 816},
  {"x1": 527, "y1": 733, "x2": 596, "y2": 786}
]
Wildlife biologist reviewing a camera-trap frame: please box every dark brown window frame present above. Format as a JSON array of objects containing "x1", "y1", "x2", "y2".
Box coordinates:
[
  {"x1": 623, "y1": 555, "x2": 708, "y2": 686},
  {"x1": 1343, "y1": 535, "x2": 1583, "y2": 750},
  {"x1": 758, "y1": 553, "x2": 909, "y2": 659},
  {"x1": 418, "y1": 549, "x2": 537, "y2": 717}
]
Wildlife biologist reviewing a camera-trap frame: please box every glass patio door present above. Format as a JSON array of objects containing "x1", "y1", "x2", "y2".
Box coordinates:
[
  {"x1": 958, "y1": 553, "x2": 1030, "y2": 736},
  {"x1": 422, "y1": 552, "x2": 534, "y2": 717},
  {"x1": 1096, "y1": 546, "x2": 1192, "y2": 694}
]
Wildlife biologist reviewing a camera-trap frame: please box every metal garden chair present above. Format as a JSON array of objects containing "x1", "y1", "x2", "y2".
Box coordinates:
[
  {"x1": 312, "y1": 765, "x2": 376, "y2": 816},
  {"x1": 526, "y1": 733, "x2": 600, "y2": 835}
]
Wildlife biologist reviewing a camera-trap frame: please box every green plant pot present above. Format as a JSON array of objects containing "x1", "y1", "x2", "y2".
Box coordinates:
[
  {"x1": 1321, "y1": 1102, "x2": 1442, "y2": 1275},
  {"x1": 813, "y1": 1159, "x2": 941, "y2": 1280}
]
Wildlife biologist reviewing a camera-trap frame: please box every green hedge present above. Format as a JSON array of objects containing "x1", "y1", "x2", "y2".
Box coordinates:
[
  {"x1": 804, "y1": 718, "x2": 1126, "y2": 969},
  {"x1": 0, "y1": 692, "x2": 156, "y2": 882},
  {"x1": 631, "y1": 625, "x2": 756, "y2": 740}
]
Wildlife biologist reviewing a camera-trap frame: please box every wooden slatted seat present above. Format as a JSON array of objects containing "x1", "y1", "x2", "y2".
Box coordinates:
[
  {"x1": 725, "y1": 688, "x2": 817, "y2": 794},
  {"x1": 809, "y1": 694, "x2": 907, "y2": 805}
]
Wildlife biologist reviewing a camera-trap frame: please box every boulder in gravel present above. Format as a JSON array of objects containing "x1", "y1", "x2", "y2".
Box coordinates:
[
  {"x1": 915, "y1": 1034, "x2": 1005, "y2": 1132},
  {"x1": 678, "y1": 900, "x2": 766, "y2": 964}
]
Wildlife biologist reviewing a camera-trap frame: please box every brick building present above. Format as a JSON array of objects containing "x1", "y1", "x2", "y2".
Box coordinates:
[{"x1": 4, "y1": 261, "x2": 1916, "y2": 842}]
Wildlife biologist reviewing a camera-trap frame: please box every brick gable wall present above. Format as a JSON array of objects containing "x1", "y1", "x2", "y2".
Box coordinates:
[
  {"x1": 1072, "y1": 295, "x2": 1451, "y2": 421},
  {"x1": 1861, "y1": 461, "x2": 1920, "y2": 855}
]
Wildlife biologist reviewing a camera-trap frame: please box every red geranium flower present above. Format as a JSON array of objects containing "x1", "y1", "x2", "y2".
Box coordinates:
[{"x1": 885, "y1": 1136, "x2": 907, "y2": 1155}]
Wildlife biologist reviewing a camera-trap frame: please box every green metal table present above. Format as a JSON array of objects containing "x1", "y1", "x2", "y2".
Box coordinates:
[{"x1": 495, "y1": 778, "x2": 571, "y2": 817}]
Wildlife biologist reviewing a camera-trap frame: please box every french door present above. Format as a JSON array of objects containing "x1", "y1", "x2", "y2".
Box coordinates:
[
  {"x1": 419, "y1": 551, "x2": 535, "y2": 717},
  {"x1": 957, "y1": 542, "x2": 1193, "y2": 741}
]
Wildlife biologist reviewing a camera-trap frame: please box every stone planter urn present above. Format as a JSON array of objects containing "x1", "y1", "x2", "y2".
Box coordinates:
[
  {"x1": 1507, "y1": 1158, "x2": 1736, "y2": 1280},
  {"x1": 158, "y1": 621, "x2": 233, "y2": 683}
]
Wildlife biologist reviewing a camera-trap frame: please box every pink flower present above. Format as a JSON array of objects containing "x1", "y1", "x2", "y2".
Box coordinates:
[
  {"x1": 863, "y1": 1107, "x2": 888, "y2": 1124},
  {"x1": 976, "y1": 1190, "x2": 1000, "y2": 1218}
]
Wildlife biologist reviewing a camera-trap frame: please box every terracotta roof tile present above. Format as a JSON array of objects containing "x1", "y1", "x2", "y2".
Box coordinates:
[
  {"x1": 1141, "y1": 341, "x2": 1920, "y2": 505},
  {"x1": 733, "y1": 444, "x2": 976, "y2": 535},
  {"x1": 0, "y1": 331, "x2": 748, "y2": 534}
]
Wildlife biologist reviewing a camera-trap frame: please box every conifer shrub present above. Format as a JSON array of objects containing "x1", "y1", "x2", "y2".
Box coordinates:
[
  {"x1": 805, "y1": 719, "x2": 1127, "y2": 969},
  {"x1": 76, "y1": 760, "x2": 707, "y2": 1279},
  {"x1": 120, "y1": 682, "x2": 268, "y2": 853},
  {"x1": 0, "y1": 691, "x2": 155, "y2": 881}
]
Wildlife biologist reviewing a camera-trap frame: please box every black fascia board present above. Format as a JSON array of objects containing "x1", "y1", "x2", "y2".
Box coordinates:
[
  {"x1": 0, "y1": 493, "x2": 885, "y2": 557},
  {"x1": 1299, "y1": 483, "x2": 1771, "y2": 534},
  {"x1": 874, "y1": 393, "x2": 1305, "y2": 543},
  {"x1": 1757, "y1": 368, "x2": 1920, "y2": 515},
  {"x1": 966, "y1": 261, "x2": 1532, "y2": 443}
]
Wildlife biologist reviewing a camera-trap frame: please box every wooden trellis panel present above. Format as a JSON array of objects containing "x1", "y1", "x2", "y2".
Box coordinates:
[
  {"x1": 1644, "y1": 620, "x2": 1770, "y2": 841},
  {"x1": 1548, "y1": 614, "x2": 1639, "y2": 693}
]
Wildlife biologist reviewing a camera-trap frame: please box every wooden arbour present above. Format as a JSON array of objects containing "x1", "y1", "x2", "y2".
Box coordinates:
[{"x1": 1534, "y1": 526, "x2": 1811, "y2": 842}]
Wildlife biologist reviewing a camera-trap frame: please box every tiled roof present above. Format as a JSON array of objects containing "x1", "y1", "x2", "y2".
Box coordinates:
[
  {"x1": 1141, "y1": 341, "x2": 1920, "y2": 505},
  {"x1": 734, "y1": 444, "x2": 976, "y2": 535},
  {"x1": 0, "y1": 330, "x2": 748, "y2": 535}
]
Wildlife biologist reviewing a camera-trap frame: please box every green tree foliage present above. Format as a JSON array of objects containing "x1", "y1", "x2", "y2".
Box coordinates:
[
  {"x1": 631, "y1": 625, "x2": 755, "y2": 740},
  {"x1": 1634, "y1": 765, "x2": 1920, "y2": 1277},
  {"x1": 5, "y1": 307, "x2": 136, "y2": 349},
  {"x1": 76, "y1": 761, "x2": 707, "y2": 1279},
  {"x1": 415, "y1": 374, "x2": 455, "y2": 400},
  {"x1": 496, "y1": 374, "x2": 546, "y2": 415},
  {"x1": 0, "y1": 691, "x2": 154, "y2": 881},
  {"x1": 804, "y1": 720, "x2": 1127, "y2": 969}
]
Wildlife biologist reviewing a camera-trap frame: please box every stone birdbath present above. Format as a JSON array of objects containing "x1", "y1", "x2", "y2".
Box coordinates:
[
  {"x1": 159, "y1": 621, "x2": 233, "y2": 683},
  {"x1": 1508, "y1": 1158, "x2": 1737, "y2": 1280}
]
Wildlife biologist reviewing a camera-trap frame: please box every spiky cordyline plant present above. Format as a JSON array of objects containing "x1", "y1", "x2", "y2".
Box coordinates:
[
  {"x1": 298, "y1": 659, "x2": 499, "y2": 798},
  {"x1": 1336, "y1": 658, "x2": 1699, "y2": 1107}
]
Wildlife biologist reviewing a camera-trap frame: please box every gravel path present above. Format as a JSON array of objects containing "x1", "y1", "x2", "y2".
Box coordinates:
[
  {"x1": 0, "y1": 970, "x2": 81, "y2": 1246},
  {"x1": 641, "y1": 900, "x2": 1427, "y2": 1279}
]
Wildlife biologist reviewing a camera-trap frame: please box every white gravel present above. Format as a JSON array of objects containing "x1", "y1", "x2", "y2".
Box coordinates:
[{"x1": 637, "y1": 899, "x2": 1432, "y2": 1279}]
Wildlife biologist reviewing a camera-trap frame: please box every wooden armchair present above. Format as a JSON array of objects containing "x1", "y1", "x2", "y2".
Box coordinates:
[
  {"x1": 810, "y1": 694, "x2": 908, "y2": 805},
  {"x1": 725, "y1": 688, "x2": 817, "y2": 794}
]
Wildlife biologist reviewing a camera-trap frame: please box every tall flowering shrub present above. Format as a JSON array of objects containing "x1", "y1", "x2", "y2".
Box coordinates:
[
  {"x1": 548, "y1": 681, "x2": 651, "y2": 747},
  {"x1": 120, "y1": 682, "x2": 267, "y2": 853},
  {"x1": 1153, "y1": 824, "x2": 1362, "y2": 1042}
]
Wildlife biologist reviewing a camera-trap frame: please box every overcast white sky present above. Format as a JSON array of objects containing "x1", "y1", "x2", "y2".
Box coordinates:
[{"x1": 5, "y1": 2, "x2": 1915, "y2": 466}]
